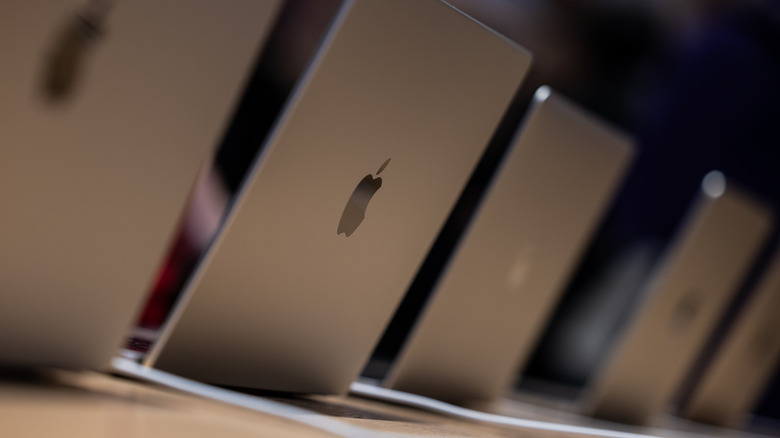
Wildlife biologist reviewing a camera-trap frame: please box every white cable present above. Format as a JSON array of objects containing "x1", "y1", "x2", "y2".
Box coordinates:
[
  {"x1": 111, "y1": 357, "x2": 402, "y2": 438},
  {"x1": 350, "y1": 381, "x2": 663, "y2": 438}
]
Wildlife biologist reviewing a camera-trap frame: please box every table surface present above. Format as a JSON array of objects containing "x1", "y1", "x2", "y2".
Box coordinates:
[{"x1": 0, "y1": 368, "x2": 774, "y2": 438}]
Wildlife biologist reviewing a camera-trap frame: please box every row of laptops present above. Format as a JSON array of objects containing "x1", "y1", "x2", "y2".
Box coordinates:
[{"x1": 2, "y1": 0, "x2": 778, "y2": 433}]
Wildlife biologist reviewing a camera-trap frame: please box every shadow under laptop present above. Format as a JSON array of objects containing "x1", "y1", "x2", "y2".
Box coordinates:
[
  {"x1": 223, "y1": 385, "x2": 420, "y2": 424},
  {"x1": 0, "y1": 366, "x2": 179, "y2": 410}
]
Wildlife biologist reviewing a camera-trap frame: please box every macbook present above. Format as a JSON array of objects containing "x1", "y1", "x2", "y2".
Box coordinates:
[
  {"x1": 385, "y1": 86, "x2": 635, "y2": 404},
  {"x1": 682, "y1": 244, "x2": 780, "y2": 428},
  {"x1": 0, "y1": 0, "x2": 281, "y2": 369},
  {"x1": 585, "y1": 171, "x2": 773, "y2": 425},
  {"x1": 146, "y1": 0, "x2": 533, "y2": 395}
]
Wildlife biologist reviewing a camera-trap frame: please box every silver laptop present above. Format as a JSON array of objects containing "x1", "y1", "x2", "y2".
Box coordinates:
[
  {"x1": 0, "y1": 0, "x2": 281, "y2": 370},
  {"x1": 384, "y1": 86, "x2": 635, "y2": 404},
  {"x1": 585, "y1": 171, "x2": 773, "y2": 425},
  {"x1": 145, "y1": 0, "x2": 533, "y2": 395},
  {"x1": 682, "y1": 244, "x2": 780, "y2": 428}
]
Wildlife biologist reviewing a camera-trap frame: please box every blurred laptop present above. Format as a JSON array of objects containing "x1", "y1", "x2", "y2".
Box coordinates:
[
  {"x1": 682, "y1": 244, "x2": 780, "y2": 428},
  {"x1": 144, "y1": 0, "x2": 533, "y2": 395},
  {"x1": 384, "y1": 86, "x2": 635, "y2": 404},
  {"x1": 0, "y1": 0, "x2": 281, "y2": 370},
  {"x1": 585, "y1": 171, "x2": 773, "y2": 425}
]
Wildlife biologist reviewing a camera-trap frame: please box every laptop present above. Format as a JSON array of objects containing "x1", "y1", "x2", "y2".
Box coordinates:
[
  {"x1": 585, "y1": 171, "x2": 773, "y2": 425},
  {"x1": 383, "y1": 86, "x2": 636, "y2": 404},
  {"x1": 145, "y1": 0, "x2": 533, "y2": 395},
  {"x1": 682, "y1": 244, "x2": 780, "y2": 428},
  {"x1": 0, "y1": 0, "x2": 281, "y2": 370}
]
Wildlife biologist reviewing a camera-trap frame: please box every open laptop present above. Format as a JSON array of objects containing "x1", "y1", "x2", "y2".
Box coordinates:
[
  {"x1": 0, "y1": 0, "x2": 281, "y2": 370},
  {"x1": 144, "y1": 0, "x2": 533, "y2": 395},
  {"x1": 682, "y1": 244, "x2": 780, "y2": 428},
  {"x1": 383, "y1": 86, "x2": 635, "y2": 404},
  {"x1": 585, "y1": 171, "x2": 773, "y2": 425}
]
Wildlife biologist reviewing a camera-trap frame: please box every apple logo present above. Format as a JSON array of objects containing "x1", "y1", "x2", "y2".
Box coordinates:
[
  {"x1": 669, "y1": 291, "x2": 701, "y2": 333},
  {"x1": 43, "y1": 6, "x2": 107, "y2": 102},
  {"x1": 337, "y1": 158, "x2": 390, "y2": 237}
]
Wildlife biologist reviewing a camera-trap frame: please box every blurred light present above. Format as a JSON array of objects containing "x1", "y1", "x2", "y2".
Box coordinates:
[
  {"x1": 702, "y1": 170, "x2": 726, "y2": 198},
  {"x1": 535, "y1": 85, "x2": 551, "y2": 102}
]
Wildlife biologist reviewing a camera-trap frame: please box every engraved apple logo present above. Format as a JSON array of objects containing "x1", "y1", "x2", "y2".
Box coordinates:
[{"x1": 337, "y1": 158, "x2": 390, "y2": 237}]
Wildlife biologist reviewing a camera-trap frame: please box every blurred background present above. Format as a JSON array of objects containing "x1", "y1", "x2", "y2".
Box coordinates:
[{"x1": 133, "y1": 0, "x2": 780, "y2": 430}]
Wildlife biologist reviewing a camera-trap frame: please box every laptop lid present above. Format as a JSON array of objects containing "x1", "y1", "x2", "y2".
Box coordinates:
[
  {"x1": 147, "y1": 0, "x2": 533, "y2": 394},
  {"x1": 0, "y1": 0, "x2": 281, "y2": 370},
  {"x1": 682, "y1": 244, "x2": 780, "y2": 427},
  {"x1": 585, "y1": 172, "x2": 773, "y2": 425},
  {"x1": 384, "y1": 87, "x2": 635, "y2": 404}
]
